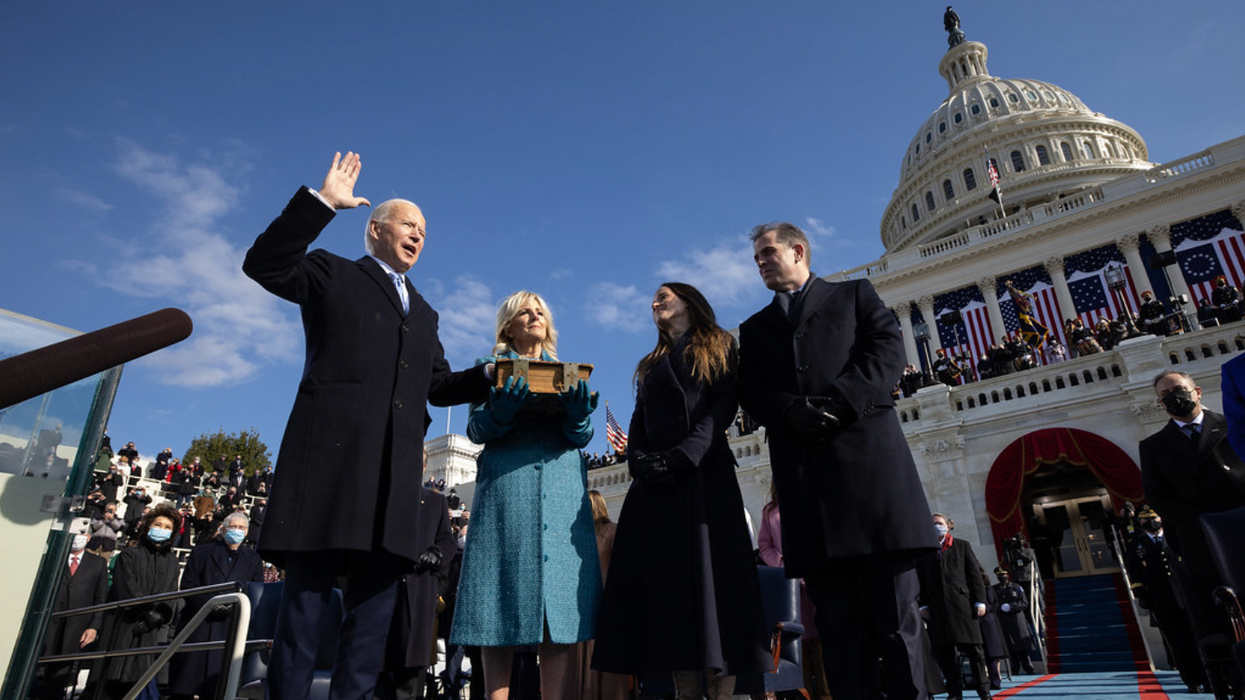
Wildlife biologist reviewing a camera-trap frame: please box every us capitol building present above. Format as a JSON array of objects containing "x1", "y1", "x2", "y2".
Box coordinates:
[{"x1": 429, "y1": 16, "x2": 1245, "y2": 582}]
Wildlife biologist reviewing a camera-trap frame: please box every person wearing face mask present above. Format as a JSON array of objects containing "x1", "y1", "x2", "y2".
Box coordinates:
[
  {"x1": 989, "y1": 567, "x2": 1035, "y2": 676},
  {"x1": 1211, "y1": 275, "x2": 1243, "y2": 325},
  {"x1": 917, "y1": 514, "x2": 992, "y2": 700},
  {"x1": 1128, "y1": 509, "x2": 1208, "y2": 693},
  {"x1": 40, "y1": 518, "x2": 108, "y2": 700},
  {"x1": 1140, "y1": 371, "x2": 1245, "y2": 641},
  {"x1": 93, "y1": 503, "x2": 183, "y2": 700},
  {"x1": 169, "y1": 511, "x2": 264, "y2": 700}
]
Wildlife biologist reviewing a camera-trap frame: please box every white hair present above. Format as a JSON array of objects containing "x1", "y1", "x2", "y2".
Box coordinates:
[{"x1": 364, "y1": 198, "x2": 420, "y2": 255}]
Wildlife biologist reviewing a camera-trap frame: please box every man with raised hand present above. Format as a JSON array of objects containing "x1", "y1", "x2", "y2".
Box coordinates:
[{"x1": 243, "y1": 152, "x2": 492, "y2": 700}]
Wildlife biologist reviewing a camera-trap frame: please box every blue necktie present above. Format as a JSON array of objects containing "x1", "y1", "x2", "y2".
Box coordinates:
[{"x1": 390, "y1": 273, "x2": 409, "y2": 314}]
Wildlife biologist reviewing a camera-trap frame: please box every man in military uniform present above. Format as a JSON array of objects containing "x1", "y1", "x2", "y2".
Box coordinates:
[
  {"x1": 991, "y1": 567, "x2": 1035, "y2": 675},
  {"x1": 1211, "y1": 275, "x2": 1243, "y2": 325},
  {"x1": 1125, "y1": 509, "x2": 1207, "y2": 692},
  {"x1": 1139, "y1": 291, "x2": 1169, "y2": 336}
]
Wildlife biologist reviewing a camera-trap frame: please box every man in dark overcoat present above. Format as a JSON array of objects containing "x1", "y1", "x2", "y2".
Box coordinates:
[
  {"x1": 169, "y1": 511, "x2": 265, "y2": 700},
  {"x1": 243, "y1": 151, "x2": 493, "y2": 700},
  {"x1": 917, "y1": 514, "x2": 991, "y2": 700},
  {"x1": 1139, "y1": 370, "x2": 1245, "y2": 635},
  {"x1": 41, "y1": 518, "x2": 108, "y2": 700},
  {"x1": 989, "y1": 567, "x2": 1034, "y2": 676},
  {"x1": 738, "y1": 221, "x2": 935, "y2": 700},
  {"x1": 380, "y1": 487, "x2": 458, "y2": 700}
]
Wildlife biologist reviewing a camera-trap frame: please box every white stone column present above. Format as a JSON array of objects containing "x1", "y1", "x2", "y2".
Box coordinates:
[
  {"x1": 1044, "y1": 256, "x2": 1077, "y2": 325},
  {"x1": 1147, "y1": 225, "x2": 1193, "y2": 303},
  {"x1": 1117, "y1": 233, "x2": 1152, "y2": 298},
  {"x1": 893, "y1": 301, "x2": 922, "y2": 367},
  {"x1": 916, "y1": 295, "x2": 943, "y2": 356},
  {"x1": 978, "y1": 276, "x2": 1007, "y2": 342}
]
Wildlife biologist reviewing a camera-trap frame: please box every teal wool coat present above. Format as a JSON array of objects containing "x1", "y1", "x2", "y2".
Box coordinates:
[{"x1": 449, "y1": 353, "x2": 602, "y2": 646}]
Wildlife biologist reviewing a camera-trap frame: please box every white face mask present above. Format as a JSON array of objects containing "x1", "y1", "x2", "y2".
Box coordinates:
[
  {"x1": 71, "y1": 535, "x2": 89, "y2": 552},
  {"x1": 934, "y1": 523, "x2": 949, "y2": 539}
]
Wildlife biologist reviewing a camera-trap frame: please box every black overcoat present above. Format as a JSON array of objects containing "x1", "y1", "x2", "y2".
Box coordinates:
[
  {"x1": 43, "y1": 552, "x2": 108, "y2": 656},
  {"x1": 917, "y1": 538, "x2": 987, "y2": 646},
  {"x1": 97, "y1": 539, "x2": 182, "y2": 684},
  {"x1": 386, "y1": 489, "x2": 458, "y2": 669},
  {"x1": 243, "y1": 188, "x2": 491, "y2": 566},
  {"x1": 169, "y1": 539, "x2": 265, "y2": 696},
  {"x1": 991, "y1": 581, "x2": 1033, "y2": 650},
  {"x1": 593, "y1": 336, "x2": 769, "y2": 675},
  {"x1": 1140, "y1": 409, "x2": 1245, "y2": 586},
  {"x1": 737, "y1": 277, "x2": 935, "y2": 576}
]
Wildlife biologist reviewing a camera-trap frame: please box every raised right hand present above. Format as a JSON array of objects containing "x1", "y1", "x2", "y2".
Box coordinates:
[{"x1": 319, "y1": 151, "x2": 371, "y2": 210}]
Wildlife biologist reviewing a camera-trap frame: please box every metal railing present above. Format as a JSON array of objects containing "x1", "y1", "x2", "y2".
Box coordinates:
[{"x1": 38, "y1": 581, "x2": 254, "y2": 700}]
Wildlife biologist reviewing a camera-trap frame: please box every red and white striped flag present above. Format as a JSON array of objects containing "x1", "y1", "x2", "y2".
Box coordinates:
[{"x1": 605, "y1": 404, "x2": 628, "y2": 453}]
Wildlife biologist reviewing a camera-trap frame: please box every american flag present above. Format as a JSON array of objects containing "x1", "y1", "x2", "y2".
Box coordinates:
[
  {"x1": 986, "y1": 149, "x2": 1002, "y2": 208},
  {"x1": 605, "y1": 404, "x2": 628, "y2": 453},
  {"x1": 1065, "y1": 244, "x2": 1139, "y2": 326},
  {"x1": 1172, "y1": 210, "x2": 1245, "y2": 303},
  {"x1": 935, "y1": 285, "x2": 995, "y2": 364}
]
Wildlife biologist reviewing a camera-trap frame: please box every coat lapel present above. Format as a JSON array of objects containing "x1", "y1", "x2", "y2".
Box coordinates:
[
  {"x1": 358, "y1": 257, "x2": 407, "y2": 317},
  {"x1": 793, "y1": 277, "x2": 836, "y2": 328}
]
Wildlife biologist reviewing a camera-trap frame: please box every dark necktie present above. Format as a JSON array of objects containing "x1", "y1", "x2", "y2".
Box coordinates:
[{"x1": 1183, "y1": 423, "x2": 1200, "y2": 440}]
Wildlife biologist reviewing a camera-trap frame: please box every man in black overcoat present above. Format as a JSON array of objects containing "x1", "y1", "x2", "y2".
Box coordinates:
[
  {"x1": 989, "y1": 568, "x2": 1034, "y2": 676},
  {"x1": 243, "y1": 151, "x2": 493, "y2": 700},
  {"x1": 380, "y1": 487, "x2": 458, "y2": 700},
  {"x1": 41, "y1": 518, "x2": 108, "y2": 700},
  {"x1": 1140, "y1": 370, "x2": 1245, "y2": 635},
  {"x1": 738, "y1": 222, "x2": 936, "y2": 700},
  {"x1": 918, "y1": 514, "x2": 991, "y2": 700}
]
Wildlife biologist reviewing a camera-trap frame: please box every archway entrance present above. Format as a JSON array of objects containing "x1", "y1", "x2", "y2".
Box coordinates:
[{"x1": 985, "y1": 428, "x2": 1144, "y2": 579}]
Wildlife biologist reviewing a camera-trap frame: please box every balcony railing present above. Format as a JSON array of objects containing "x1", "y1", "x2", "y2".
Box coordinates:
[{"x1": 896, "y1": 324, "x2": 1245, "y2": 427}]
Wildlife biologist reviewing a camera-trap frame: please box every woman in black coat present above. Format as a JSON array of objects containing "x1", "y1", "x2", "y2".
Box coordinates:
[
  {"x1": 94, "y1": 503, "x2": 183, "y2": 700},
  {"x1": 169, "y1": 511, "x2": 265, "y2": 700},
  {"x1": 593, "y1": 283, "x2": 768, "y2": 700},
  {"x1": 918, "y1": 513, "x2": 992, "y2": 700}
]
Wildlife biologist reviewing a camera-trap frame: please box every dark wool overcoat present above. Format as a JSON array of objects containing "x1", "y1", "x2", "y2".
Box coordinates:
[
  {"x1": 917, "y1": 538, "x2": 987, "y2": 646},
  {"x1": 169, "y1": 539, "x2": 265, "y2": 696},
  {"x1": 737, "y1": 277, "x2": 935, "y2": 576},
  {"x1": 97, "y1": 539, "x2": 181, "y2": 684},
  {"x1": 386, "y1": 489, "x2": 458, "y2": 669},
  {"x1": 243, "y1": 188, "x2": 490, "y2": 566},
  {"x1": 593, "y1": 336, "x2": 769, "y2": 675}
]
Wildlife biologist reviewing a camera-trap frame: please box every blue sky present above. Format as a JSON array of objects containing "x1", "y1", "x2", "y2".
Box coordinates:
[{"x1": 2, "y1": 2, "x2": 1243, "y2": 465}]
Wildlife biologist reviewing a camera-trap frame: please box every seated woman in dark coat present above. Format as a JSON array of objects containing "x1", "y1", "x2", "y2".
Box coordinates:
[
  {"x1": 94, "y1": 503, "x2": 183, "y2": 700},
  {"x1": 169, "y1": 510, "x2": 265, "y2": 700},
  {"x1": 593, "y1": 282, "x2": 768, "y2": 700}
]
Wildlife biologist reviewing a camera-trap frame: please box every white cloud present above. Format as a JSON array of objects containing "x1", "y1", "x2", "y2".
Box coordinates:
[
  {"x1": 654, "y1": 237, "x2": 760, "y2": 309},
  {"x1": 102, "y1": 140, "x2": 302, "y2": 386},
  {"x1": 804, "y1": 217, "x2": 837, "y2": 242},
  {"x1": 423, "y1": 275, "x2": 498, "y2": 367},
  {"x1": 58, "y1": 188, "x2": 113, "y2": 213},
  {"x1": 583, "y1": 282, "x2": 650, "y2": 334}
]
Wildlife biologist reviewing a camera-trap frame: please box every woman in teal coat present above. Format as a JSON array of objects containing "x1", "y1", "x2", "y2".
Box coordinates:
[{"x1": 450, "y1": 290, "x2": 602, "y2": 700}]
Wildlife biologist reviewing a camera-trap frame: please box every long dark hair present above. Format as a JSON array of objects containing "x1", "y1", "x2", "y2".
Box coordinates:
[{"x1": 634, "y1": 282, "x2": 736, "y2": 388}]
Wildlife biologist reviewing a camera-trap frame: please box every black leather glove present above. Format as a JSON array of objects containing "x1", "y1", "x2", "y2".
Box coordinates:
[
  {"x1": 416, "y1": 546, "x2": 443, "y2": 573},
  {"x1": 783, "y1": 397, "x2": 840, "y2": 441},
  {"x1": 131, "y1": 609, "x2": 165, "y2": 635},
  {"x1": 629, "y1": 453, "x2": 676, "y2": 485}
]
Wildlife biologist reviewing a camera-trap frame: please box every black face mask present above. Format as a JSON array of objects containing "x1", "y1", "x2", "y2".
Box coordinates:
[
  {"x1": 1161, "y1": 388, "x2": 1197, "y2": 417},
  {"x1": 1141, "y1": 519, "x2": 1163, "y2": 533}
]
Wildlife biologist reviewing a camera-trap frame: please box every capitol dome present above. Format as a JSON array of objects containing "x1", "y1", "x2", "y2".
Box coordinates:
[{"x1": 881, "y1": 35, "x2": 1153, "y2": 255}]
